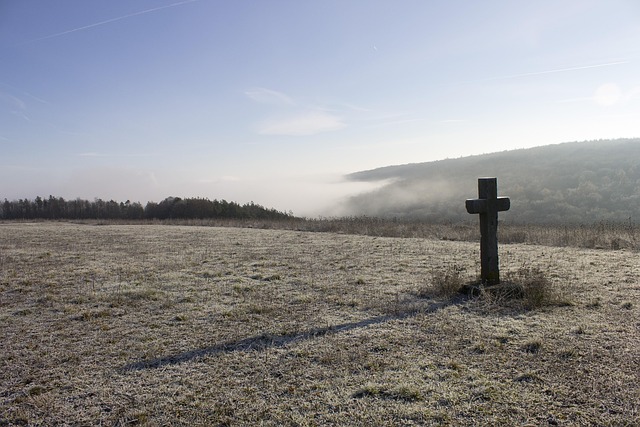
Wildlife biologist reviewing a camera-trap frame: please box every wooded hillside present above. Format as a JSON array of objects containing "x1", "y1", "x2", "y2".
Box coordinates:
[{"x1": 345, "y1": 139, "x2": 640, "y2": 223}]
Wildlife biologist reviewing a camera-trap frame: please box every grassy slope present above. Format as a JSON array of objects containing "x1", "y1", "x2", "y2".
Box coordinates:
[{"x1": 1, "y1": 223, "x2": 638, "y2": 425}]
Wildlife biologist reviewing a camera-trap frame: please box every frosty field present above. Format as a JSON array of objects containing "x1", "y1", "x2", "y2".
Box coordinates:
[{"x1": 1, "y1": 223, "x2": 638, "y2": 425}]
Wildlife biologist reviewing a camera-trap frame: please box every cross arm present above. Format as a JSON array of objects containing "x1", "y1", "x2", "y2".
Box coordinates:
[{"x1": 465, "y1": 197, "x2": 510, "y2": 214}]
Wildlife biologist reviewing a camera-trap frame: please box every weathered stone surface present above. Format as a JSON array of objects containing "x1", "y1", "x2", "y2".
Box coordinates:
[{"x1": 466, "y1": 177, "x2": 510, "y2": 285}]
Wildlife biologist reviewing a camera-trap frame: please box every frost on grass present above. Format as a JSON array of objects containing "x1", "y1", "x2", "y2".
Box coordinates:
[{"x1": 0, "y1": 223, "x2": 638, "y2": 426}]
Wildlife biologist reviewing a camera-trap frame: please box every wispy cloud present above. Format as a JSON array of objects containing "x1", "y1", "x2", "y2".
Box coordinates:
[
  {"x1": 247, "y1": 88, "x2": 346, "y2": 136},
  {"x1": 244, "y1": 88, "x2": 295, "y2": 106},
  {"x1": 365, "y1": 117, "x2": 425, "y2": 128},
  {"x1": 258, "y1": 111, "x2": 345, "y2": 136},
  {"x1": 482, "y1": 60, "x2": 628, "y2": 83},
  {"x1": 0, "y1": 92, "x2": 32, "y2": 122},
  {"x1": 21, "y1": 0, "x2": 203, "y2": 44},
  {"x1": 360, "y1": 112, "x2": 464, "y2": 129},
  {"x1": 1, "y1": 92, "x2": 26, "y2": 110},
  {"x1": 0, "y1": 82, "x2": 50, "y2": 116},
  {"x1": 594, "y1": 83, "x2": 622, "y2": 107},
  {"x1": 75, "y1": 152, "x2": 160, "y2": 158},
  {"x1": 22, "y1": 91, "x2": 50, "y2": 105},
  {"x1": 77, "y1": 152, "x2": 104, "y2": 157},
  {"x1": 558, "y1": 82, "x2": 640, "y2": 106}
]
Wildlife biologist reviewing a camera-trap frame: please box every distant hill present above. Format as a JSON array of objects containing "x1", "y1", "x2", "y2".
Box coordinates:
[{"x1": 345, "y1": 139, "x2": 640, "y2": 223}]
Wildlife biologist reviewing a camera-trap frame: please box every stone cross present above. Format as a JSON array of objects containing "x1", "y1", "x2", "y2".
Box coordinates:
[{"x1": 465, "y1": 177, "x2": 510, "y2": 285}]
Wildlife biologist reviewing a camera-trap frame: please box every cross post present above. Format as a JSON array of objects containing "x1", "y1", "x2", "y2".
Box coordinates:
[{"x1": 465, "y1": 177, "x2": 510, "y2": 285}]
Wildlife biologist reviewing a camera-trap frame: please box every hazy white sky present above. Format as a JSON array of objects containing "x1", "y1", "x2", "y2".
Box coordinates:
[{"x1": 2, "y1": 1, "x2": 640, "y2": 215}]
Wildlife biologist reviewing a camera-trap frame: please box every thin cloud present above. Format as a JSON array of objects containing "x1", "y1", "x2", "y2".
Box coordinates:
[
  {"x1": 21, "y1": 0, "x2": 204, "y2": 44},
  {"x1": 481, "y1": 60, "x2": 628, "y2": 83},
  {"x1": 77, "y1": 152, "x2": 104, "y2": 157},
  {"x1": 340, "y1": 103, "x2": 373, "y2": 113},
  {"x1": 594, "y1": 83, "x2": 622, "y2": 107},
  {"x1": 344, "y1": 109, "x2": 418, "y2": 129},
  {"x1": 557, "y1": 83, "x2": 640, "y2": 106},
  {"x1": 245, "y1": 88, "x2": 295, "y2": 106},
  {"x1": 0, "y1": 90, "x2": 31, "y2": 122},
  {"x1": 0, "y1": 92, "x2": 26, "y2": 110},
  {"x1": 366, "y1": 117, "x2": 425, "y2": 128},
  {"x1": 75, "y1": 152, "x2": 160, "y2": 158},
  {"x1": 0, "y1": 82, "x2": 49, "y2": 109},
  {"x1": 258, "y1": 111, "x2": 345, "y2": 136},
  {"x1": 22, "y1": 91, "x2": 50, "y2": 105},
  {"x1": 12, "y1": 111, "x2": 32, "y2": 122},
  {"x1": 246, "y1": 88, "x2": 346, "y2": 135}
]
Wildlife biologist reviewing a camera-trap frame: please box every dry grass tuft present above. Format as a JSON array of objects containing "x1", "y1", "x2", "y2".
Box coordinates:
[
  {"x1": 428, "y1": 264, "x2": 570, "y2": 311},
  {"x1": 477, "y1": 267, "x2": 573, "y2": 310},
  {"x1": 426, "y1": 264, "x2": 466, "y2": 298}
]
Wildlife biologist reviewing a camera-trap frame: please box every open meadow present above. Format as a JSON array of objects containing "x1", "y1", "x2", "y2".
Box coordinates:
[{"x1": 1, "y1": 222, "x2": 638, "y2": 425}]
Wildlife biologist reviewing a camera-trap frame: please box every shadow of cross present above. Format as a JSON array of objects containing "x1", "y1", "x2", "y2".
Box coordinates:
[
  {"x1": 465, "y1": 177, "x2": 510, "y2": 285},
  {"x1": 120, "y1": 300, "x2": 456, "y2": 372}
]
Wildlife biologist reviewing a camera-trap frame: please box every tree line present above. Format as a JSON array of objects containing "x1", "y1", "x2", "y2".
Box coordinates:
[{"x1": 0, "y1": 196, "x2": 293, "y2": 221}]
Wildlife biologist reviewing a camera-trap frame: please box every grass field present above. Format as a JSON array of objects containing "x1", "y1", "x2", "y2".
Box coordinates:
[{"x1": 1, "y1": 222, "x2": 638, "y2": 425}]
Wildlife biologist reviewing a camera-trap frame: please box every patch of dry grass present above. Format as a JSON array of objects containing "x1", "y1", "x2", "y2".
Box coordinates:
[
  {"x1": 0, "y1": 223, "x2": 638, "y2": 425},
  {"x1": 57, "y1": 216, "x2": 640, "y2": 250}
]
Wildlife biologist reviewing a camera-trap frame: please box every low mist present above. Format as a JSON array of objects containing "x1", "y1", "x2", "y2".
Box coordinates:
[{"x1": 341, "y1": 139, "x2": 640, "y2": 224}]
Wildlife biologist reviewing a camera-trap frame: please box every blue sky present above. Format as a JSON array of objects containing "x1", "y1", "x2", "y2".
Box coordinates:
[{"x1": 1, "y1": 1, "x2": 640, "y2": 215}]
